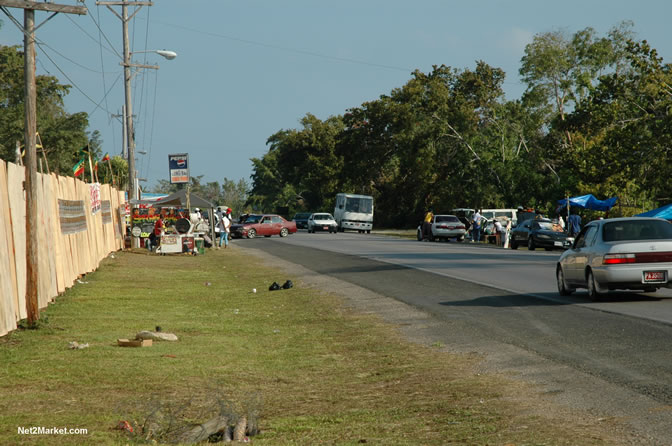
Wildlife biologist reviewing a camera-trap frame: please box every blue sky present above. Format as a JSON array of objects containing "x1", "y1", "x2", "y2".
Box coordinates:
[{"x1": 1, "y1": 1, "x2": 670, "y2": 189}]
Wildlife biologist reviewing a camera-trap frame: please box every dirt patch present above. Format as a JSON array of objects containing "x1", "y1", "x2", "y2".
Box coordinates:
[{"x1": 243, "y1": 245, "x2": 668, "y2": 445}]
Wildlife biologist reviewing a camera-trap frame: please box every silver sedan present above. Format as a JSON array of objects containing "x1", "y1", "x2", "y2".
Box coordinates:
[{"x1": 556, "y1": 217, "x2": 672, "y2": 300}]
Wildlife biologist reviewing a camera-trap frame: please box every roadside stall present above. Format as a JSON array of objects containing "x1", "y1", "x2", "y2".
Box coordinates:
[{"x1": 130, "y1": 189, "x2": 216, "y2": 254}]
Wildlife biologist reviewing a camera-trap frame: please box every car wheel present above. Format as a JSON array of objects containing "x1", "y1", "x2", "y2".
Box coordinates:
[
  {"x1": 280, "y1": 228, "x2": 289, "y2": 237},
  {"x1": 527, "y1": 237, "x2": 536, "y2": 250},
  {"x1": 556, "y1": 266, "x2": 574, "y2": 296},
  {"x1": 587, "y1": 270, "x2": 604, "y2": 301},
  {"x1": 417, "y1": 229, "x2": 423, "y2": 241},
  {"x1": 247, "y1": 228, "x2": 256, "y2": 239},
  {"x1": 458, "y1": 236, "x2": 464, "y2": 242}
]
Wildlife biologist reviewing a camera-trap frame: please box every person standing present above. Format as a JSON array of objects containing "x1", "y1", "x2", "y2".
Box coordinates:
[
  {"x1": 568, "y1": 210, "x2": 582, "y2": 237},
  {"x1": 422, "y1": 207, "x2": 434, "y2": 241},
  {"x1": 217, "y1": 210, "x2": 231, "y2": 249},
  {"x1": 472, "y1": 209, "x2": 482, "y2": 242},
  {"x1": 150, "y1": 213, "x2": 165, "y2": 252}
]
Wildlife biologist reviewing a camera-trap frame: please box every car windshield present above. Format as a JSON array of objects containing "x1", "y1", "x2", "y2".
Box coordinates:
[
  {"x1": 435, "y1": 215, "x2": 459, "y2": 223},
  {"x1": 245, "y1": 215, "x2": 263, "y2": 224},
  {"x1": 345, "y1": 197, "x2": 373, "y2": 213},
  {"x1": 603, "y1": 220, "x2": 672, "y2": 241},
  {"x1": 313, "y1": 214, "x2": 333, "y2": 220}
]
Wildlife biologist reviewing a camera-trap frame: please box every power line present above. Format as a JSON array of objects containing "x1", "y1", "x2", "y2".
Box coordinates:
[{"x1": 150, "y1": 18, "x2": 415, "y2": 73}]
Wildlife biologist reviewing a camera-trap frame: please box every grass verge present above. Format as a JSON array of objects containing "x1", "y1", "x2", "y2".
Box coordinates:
[{"x1": 0, "y1": 246, "x2": 621, "y2": 445}]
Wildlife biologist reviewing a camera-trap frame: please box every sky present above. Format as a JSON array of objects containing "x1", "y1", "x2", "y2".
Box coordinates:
[{"x1": 1, "y1": 1, "x2": 671, "y2": 190}]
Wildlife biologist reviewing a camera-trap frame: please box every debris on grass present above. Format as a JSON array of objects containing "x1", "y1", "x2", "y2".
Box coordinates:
[
  {"x1": 68, "y1": 341, "x2": 89, "y2": 350},
  {"x1": 136, "y1": 330, "x2": 178, "y2": 342}
]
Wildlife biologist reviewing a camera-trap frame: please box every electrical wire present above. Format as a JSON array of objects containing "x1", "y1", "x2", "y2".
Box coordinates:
[{"x1": 150, "y1": 18, "x2": 415, "y2": 73}]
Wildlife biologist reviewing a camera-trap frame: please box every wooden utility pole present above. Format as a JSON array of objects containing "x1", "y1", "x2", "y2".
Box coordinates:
[
  {"x1": 0, "y1": 1, "x2": 86, "y2": 325},
  {"x1": 97, "y1": 1, "x2": 154, "y2": 248}
]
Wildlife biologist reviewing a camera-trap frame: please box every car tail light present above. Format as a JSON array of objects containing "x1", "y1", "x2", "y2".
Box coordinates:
[
  {"x1": 603, "y1": 252, "x2": 672, "y2": 264},
  {"x1": 603, "y1": 254, "x2": 636, "y2": 264}
]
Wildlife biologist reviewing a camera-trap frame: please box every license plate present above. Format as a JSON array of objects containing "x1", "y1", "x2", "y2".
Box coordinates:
[
  {"x1": 322, "y1": 226, "x2": 329, "y2": 230},
  {"x1": 643, "y1": 271, "x2": 666, "y2": 283},
  {"x1": 554, "y1": 241, "x2": 563, "y2": 247}
]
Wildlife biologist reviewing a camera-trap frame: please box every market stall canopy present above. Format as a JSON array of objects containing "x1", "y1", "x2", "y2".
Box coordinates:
[
  {"x1": 149, "y1": 189, "x2": 214, "y2": 209},
  {"x1": 557, "y1": 194, "x2": 617, "y2": 212},
  {"x1": 635, "y1": 203, "x2": 672, "y2": 220}
]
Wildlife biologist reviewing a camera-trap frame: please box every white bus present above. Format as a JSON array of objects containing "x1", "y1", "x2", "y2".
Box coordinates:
[{"x1": 334, "y1": 193, "x2": 374, "y2": 233}]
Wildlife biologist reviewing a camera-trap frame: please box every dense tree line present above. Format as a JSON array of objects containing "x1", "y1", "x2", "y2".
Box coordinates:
[
  {"x1": 0, "y1": 44, "x2": 124, "y2": 183},
  {"x1": 249, "y1": 22, "x2": 672, "y2": 227}
]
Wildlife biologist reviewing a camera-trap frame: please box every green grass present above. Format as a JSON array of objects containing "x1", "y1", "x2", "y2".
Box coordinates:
[{"x1": 0, "y1": 247, "x2": 621, "y2": 445}]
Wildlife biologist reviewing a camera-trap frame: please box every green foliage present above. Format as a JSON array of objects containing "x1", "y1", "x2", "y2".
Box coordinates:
[
  {"x1": 249, "y1": 24, "x2": 669, "y2": 226},
  {"x1": 0, "y1": 45, "x2": 92, "y2": 177}
]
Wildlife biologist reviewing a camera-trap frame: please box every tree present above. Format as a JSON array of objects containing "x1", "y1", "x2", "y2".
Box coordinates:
[{"x1": 0, "y1": 44, "x2": 92, "y2": 176}]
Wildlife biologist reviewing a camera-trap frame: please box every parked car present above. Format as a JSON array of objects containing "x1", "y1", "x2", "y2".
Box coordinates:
[
  {"x1": 230, "y1": 214, "x2": 297, "y2": 239},
  {"x1": 417, "y1": 214, "x2": 467, "y2": 242},
  {"x1": 292, "y1": 212, "x2": 312, "y2": 230},
  {"x1": 307, "y1": 213, "x2": 338, "y2": 233},
  {"x1": 556, "y1": 217, "x2": 672, "y2": 300},
  {"x1": 510, "y1": 218, "x2": 573, "y2": 250}
]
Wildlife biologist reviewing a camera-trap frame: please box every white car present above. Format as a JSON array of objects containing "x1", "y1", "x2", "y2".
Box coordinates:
[
  {"x1": 556, "y1": 217, "x2": 672, "y2": 300},
  {"x1": 308, "y1": 213, "x2": 338, "y2": 233},
  {"x1": 417, "y1": 214, "x2": 467, "y2": 242}
]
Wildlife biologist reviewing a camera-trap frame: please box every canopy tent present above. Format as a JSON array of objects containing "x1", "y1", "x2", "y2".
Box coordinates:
[
  {"x1": 635, "y1": 203, "x2": 672, "y2": 220},
  {"x1": 150, "y1": 189, "x2": 214, "y2": 209},
  {"x1": 130, "y1": 189, "x2": 214, "y2": 209},
  {"x1": 557, "y1": 194, "x2": 617, "y2": 212}
]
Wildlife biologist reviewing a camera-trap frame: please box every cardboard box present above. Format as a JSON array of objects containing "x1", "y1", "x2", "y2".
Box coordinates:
[{"x1": 117, "y1": 338, "x2": 152, "y2": 347}]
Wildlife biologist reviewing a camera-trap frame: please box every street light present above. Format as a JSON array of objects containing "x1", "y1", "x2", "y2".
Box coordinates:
[
  {"x1": 131, "y1": 49, "x2": 178, "y2": 60},
  {"x1": 123, "y1": 48, "x2": 177, "y2": 205}
]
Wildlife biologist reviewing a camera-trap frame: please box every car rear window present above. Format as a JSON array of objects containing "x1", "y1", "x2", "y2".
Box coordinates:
[
  {"x1": 602, "y1": 220, "x2": 672, "y2": 242},
  {"x1": 435, "y1": 215, "x2": 459, "y2": 223}
]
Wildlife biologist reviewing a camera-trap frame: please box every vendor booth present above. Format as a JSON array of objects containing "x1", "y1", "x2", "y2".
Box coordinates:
[{"x1": 129, "y1": 189, "x2": 215, "y2": 254}]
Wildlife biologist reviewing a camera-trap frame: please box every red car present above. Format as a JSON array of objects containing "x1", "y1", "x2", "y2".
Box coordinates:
[{"x1": 230, "y1": 214, "x2": 297, "y2": 239}]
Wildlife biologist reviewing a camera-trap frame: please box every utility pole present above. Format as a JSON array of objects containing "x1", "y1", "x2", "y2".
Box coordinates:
[
  {"x1": 0, "y1": 1, "x2": 86, "y2": 325},
  {"x1": 97, "y1": 1, "x2": 153, "y2": 248}
]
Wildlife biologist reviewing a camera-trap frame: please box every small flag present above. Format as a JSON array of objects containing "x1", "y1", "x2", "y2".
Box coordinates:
[
  {"x1": 80, "y1": 144, "x2": 90, "y2": 154},
  {"x1": 73, "y1": 158, "x2": 85, "y2": 177},
  {"x1": 102, "y1": 152, "x2": 110, "y2": 162}
]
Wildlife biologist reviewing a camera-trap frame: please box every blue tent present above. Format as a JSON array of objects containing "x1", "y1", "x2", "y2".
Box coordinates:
[
  {"x1": 635, "y1": 203, "x2": 672, "y2": 220},
  {"x1": 557, "y1": 194, "x2": 618, "y2": 212}
]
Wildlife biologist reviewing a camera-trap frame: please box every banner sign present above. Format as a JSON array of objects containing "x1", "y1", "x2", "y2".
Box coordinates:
[
  {"x1": 101, "y1": 200, "x2": 112, "y2": 224},
  {"x1": 89, "y1": 183, "x2": 101, "y2": 214},
  {"x1": 168, "y1": 153, "x2": 189, "y2": 184},
  {"x1": 58, "y1": 199, "x2": 87, "y2": 235}
]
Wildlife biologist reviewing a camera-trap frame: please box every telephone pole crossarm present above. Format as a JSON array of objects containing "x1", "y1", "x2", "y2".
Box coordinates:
[{"x1": 0, "y1": 1, "x2": 86, "y2": 15}]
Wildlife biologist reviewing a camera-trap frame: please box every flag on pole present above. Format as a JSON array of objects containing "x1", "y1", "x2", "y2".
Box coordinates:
[
  {"x1": 80, "y1": 144, "x2": 90, "y2": 154},
  {"x1": 73, "y1": 158, "x2": 85, "y2": 177},
  {"x1": 102, "y1": 152, "x2": 110, "y2": 162}
]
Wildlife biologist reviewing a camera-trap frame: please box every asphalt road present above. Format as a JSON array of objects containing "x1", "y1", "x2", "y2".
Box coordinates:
[{"x1": 237, "y1": 231, "x2": 672, "y2": 443}]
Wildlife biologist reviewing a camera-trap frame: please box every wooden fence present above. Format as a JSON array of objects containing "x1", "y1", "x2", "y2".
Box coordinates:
[{"x1": 0, "y1": 159, "x2": 126, "y2": 337}]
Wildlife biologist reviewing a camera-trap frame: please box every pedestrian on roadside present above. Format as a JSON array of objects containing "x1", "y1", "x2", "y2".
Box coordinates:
[
  {"x1": 422, "y1": 207, "x2": 434, "y2": 241},
  {"x1": 150, "y1": 212, "x2": 165, "y2": 252},
  {"x1": 472, "y1": 209, "x2": 482, "y2": 242},
  {"x1": 493, "y1": 218, "x2": 504, "y2": 246},
  {"x1": 217, "y1": 209, "x2": 231, "y2": 249},
  {"x1": 568, "y1": 210, "x2": 582, "y2": 237}
]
